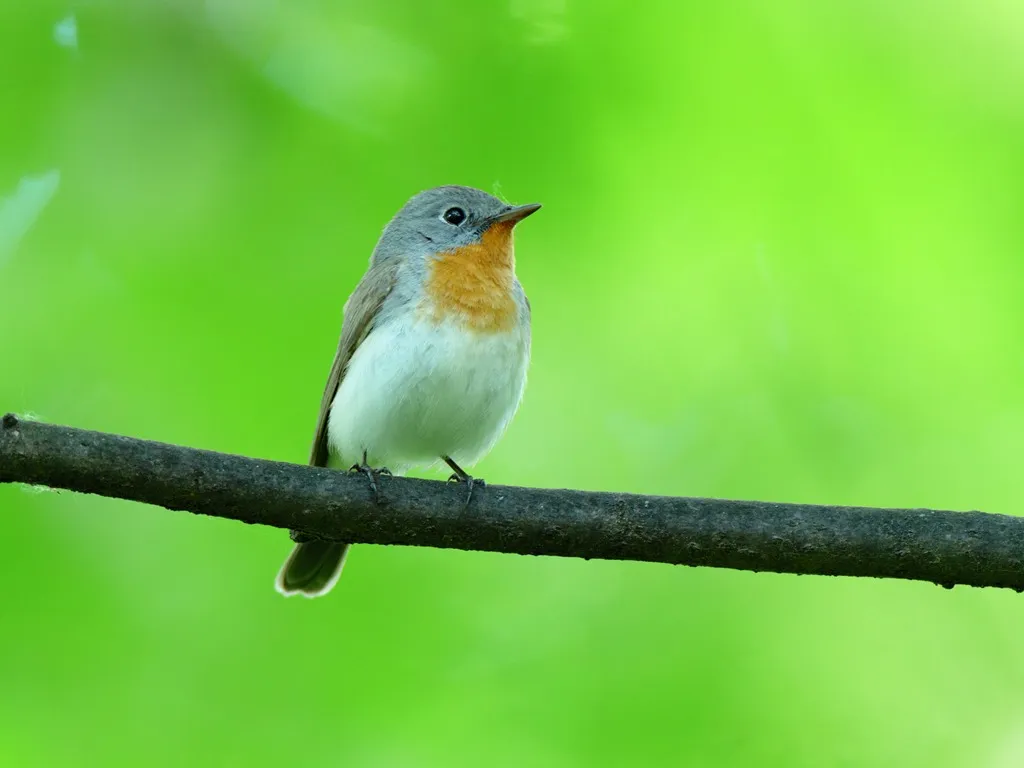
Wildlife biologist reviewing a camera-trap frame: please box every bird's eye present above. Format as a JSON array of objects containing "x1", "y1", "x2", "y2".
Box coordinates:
[{"x1": 442, "y1": 207, "x2": 467, "y2": 226}]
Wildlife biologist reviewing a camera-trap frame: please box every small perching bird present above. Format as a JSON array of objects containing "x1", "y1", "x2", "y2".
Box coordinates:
[{"x1": 275, "y1": 185, "x2": 540, "y2": 598}]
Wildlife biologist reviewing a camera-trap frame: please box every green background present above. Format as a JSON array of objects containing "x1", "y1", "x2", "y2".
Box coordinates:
[{"x1": 2, "y1": 1, "x2": 1024, "y2": 765}]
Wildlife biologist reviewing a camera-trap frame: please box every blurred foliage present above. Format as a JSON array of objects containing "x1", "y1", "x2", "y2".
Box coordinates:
[{"x1": 2, "y1": 1, "x2": 1024, "y2": 765}]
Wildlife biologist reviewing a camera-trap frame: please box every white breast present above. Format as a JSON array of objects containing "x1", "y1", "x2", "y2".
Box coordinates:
[{"x1": 326, "y1": 312, "x2": 530, "y2": 473}]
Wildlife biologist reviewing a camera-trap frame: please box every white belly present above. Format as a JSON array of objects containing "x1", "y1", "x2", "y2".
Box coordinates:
[{"x1": 326, "y1": 314, "x2": 529, "y2": 472}]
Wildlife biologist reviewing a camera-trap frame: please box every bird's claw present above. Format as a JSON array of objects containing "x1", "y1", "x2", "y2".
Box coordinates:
[
  {"x1": 446, "y1": 472, "x2": 485, "y2": 507},
  {"x1": 348, "y1": 462, "x2": 378, "y2": 496},
  {"x1": 348, "y1": 451, "x2": 390, "y2": 503},
  {"x1": 442, "y1": 456, "x2": 484, "y2": 507}
]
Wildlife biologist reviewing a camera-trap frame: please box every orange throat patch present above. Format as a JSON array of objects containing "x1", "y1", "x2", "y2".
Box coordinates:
[{"x1": 422, "y1": 221, "x2": 518, "y2": 333}]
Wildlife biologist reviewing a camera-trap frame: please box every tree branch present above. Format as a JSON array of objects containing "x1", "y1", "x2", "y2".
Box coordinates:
[{"x1": 1, "y1": 413, "x2": 1021, "y2": 591}]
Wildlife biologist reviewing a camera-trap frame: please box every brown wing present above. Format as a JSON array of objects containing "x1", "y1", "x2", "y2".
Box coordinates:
[{"x1": 309, "y1": 260, "x2": 399, "y2": 467}]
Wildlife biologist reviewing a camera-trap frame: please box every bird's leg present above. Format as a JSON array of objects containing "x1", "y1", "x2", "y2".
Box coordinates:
[
  {"x1": 348, "y1": 449, "x2": 390, "y2": 502},
  {"x1": 443, "y1": 455, "x2": 484, "y2": 506}
]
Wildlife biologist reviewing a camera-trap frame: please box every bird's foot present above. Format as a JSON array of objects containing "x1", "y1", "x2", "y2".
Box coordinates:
[
  {"x1": 443, "y1": 455, "x2": 485, "y2": 507},
  {"x1": 348, "y1": 450, "x2": 391, "y2": 502},
  {"x1": 447, "y1": 473, "x2": 485, "y2": 506}
]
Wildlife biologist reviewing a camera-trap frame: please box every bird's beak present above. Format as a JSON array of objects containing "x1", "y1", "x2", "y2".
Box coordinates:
[{"x1": 488, "y1": 203, "x2": 542, "y2": 226}]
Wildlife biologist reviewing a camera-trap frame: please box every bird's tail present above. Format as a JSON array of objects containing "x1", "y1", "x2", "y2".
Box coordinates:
[{"x1": 275, "y1": 539, "x2": 350, "y2": 598}]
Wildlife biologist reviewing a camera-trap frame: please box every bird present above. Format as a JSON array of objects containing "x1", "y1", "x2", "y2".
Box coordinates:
[{"x1": 275, "y1": 185, "x2": 540, "y2": 598}]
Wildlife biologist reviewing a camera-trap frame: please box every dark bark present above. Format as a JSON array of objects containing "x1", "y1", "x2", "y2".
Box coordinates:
[{"x1": 2, "y1": 413, "x2": 1022, "y2": 591}]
